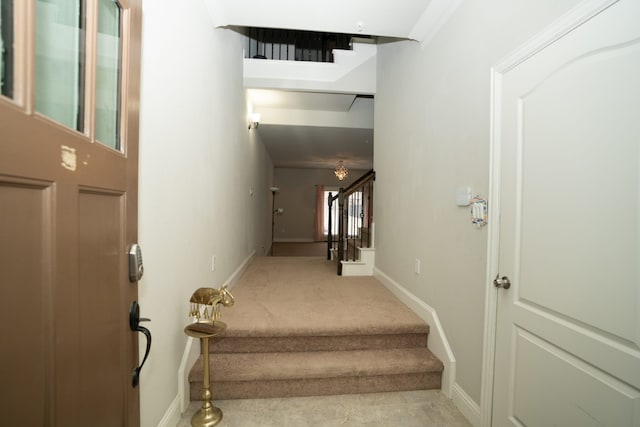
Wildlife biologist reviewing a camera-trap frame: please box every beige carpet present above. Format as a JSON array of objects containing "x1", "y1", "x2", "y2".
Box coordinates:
[
  {"x1": 220, "y1": 256, "x2": 428, "y2": 337},
  {"x1": 190, "y1": 256, "x2": 443, "y2": 400}
]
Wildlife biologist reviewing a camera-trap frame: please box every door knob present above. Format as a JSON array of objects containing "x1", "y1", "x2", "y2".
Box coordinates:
[{"x1": 493, "y1": 274, "x2": 511, "y2": 289}]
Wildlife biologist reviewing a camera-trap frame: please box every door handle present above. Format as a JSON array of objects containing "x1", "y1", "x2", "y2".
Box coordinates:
[
  {"x1": 493, "y1": 274, "x2": 511, "y2": 289},
  {"x1": 129, "y1": 301, "x2": 151, "y2": 387}
]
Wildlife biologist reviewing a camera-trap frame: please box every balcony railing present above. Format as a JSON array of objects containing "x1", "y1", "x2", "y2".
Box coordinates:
[{"x1": 244, "y1": 28, "x2": 360, "y2": 62}]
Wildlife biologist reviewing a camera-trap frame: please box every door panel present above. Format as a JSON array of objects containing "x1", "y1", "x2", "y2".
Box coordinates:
[
  {"x1": 78, "y1": 190, "x2": 126, "y2": 426},
  {"x1": 517, "y1": 40, "x2": 639, "y2": 342},
  {"x1": 493, "y1": 0, "x2": 640, "y2": 425},
  {"x1": 0, "y1": 179, "x2": 53, "y2": 425},
  {"x1": 512, "y1": 329, "x2": 639, "y2": 427}
]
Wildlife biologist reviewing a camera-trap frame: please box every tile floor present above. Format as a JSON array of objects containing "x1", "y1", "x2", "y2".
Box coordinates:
[{"x1": 177, "y1": 390, "x2": 471, "y2": 427}]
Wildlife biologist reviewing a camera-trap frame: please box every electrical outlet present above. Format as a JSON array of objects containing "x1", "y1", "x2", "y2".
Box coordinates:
[
  {"x1": 211, "y1": 255, "x2": 216, "y2": 272},
  {"x1": 414, "y1": 258, "x2": 421, "y2": 275}
]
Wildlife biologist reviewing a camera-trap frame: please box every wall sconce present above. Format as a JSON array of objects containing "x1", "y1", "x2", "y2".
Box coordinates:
[{"x1": 248, "y1": 113, "x2": 261, "y2": 129}]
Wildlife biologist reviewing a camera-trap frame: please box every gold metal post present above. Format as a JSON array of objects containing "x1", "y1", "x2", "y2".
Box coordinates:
[
  {"x1": 185, "y1": 286, "x2": 234, "y2": 427},
  {"x1": 185, "y1": 322, "x2": 227, "y2": 427}
]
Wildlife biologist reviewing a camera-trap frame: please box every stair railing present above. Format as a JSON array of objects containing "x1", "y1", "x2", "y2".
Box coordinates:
[
  {"x1": 327, "y1": 169, "x2": 375, "y2": 275},
  {"x1": 244, "y1": 28, "x2": 366, "y2": 62}
]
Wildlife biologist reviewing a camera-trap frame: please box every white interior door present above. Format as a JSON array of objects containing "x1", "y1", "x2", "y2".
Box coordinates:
[{"x1": 492, "y1": 0, "x2": 640, "y2": 425}]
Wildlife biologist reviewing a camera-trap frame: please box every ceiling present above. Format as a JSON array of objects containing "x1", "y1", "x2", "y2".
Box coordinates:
[
  {"x1": 255, "y1": 124, "x2": 373, "y2": 170},
  {"x1": 205, "y1": 0, "x2": 442, "y2": 41},
  {"x1": 248, "y1": 89, "x2": 374, "y2": 171}
]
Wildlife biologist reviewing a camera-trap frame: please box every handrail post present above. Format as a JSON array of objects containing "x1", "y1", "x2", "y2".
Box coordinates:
[
  {"x1": 358, "y1": 188, "x2": 364, "y2": 256},
  {"x1": 337, "y1": 188, "x2": 345, "y2": 275},
  {"x1": 366, "y1": 180, "x2": 373, "y2": 248},
  {"x1": 327, "y1": 192, "x2": 333, "y2": 260}
]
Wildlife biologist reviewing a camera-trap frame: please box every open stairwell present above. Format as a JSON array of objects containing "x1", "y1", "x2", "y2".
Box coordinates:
[{"x1": 188, "y1": 257, "x2": 443, "y2": 401}]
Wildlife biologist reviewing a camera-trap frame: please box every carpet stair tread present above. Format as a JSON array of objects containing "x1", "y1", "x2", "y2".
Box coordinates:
[
  {"x1": 191, "y1": 347, "x2": 443, "y2": 383},
  {"x1": 220, "y1": 322, "x2": 430, "y2": 338},
  {"x1": 209, "y1": 332, "x2": 429, "y2": 353}
]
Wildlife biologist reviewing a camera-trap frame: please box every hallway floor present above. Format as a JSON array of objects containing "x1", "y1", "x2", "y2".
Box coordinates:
[
  {"x1": 177, "y1": 389, "x2": 471, "y2": 426},
  {"x1": 271, "y1": 242, "x2": 327, "y2": 257}
]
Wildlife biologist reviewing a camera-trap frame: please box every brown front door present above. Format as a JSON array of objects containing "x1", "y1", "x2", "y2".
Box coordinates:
[{"x1": 0, "y1": 1, "x2": 143, "y2": 426}]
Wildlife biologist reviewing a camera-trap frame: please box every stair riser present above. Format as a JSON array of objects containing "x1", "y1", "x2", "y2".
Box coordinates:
[
  {"x1": 209, "y1": 333, "x2": 428, "y2": 353},
  {"x1": 192, "y1": 373, "x2": 442, "y2": 400}
]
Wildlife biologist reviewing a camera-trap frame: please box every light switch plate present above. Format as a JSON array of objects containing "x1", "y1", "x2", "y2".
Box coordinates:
[{"x1": 456, "y1": 186, "x2": 471, "y2": 206}]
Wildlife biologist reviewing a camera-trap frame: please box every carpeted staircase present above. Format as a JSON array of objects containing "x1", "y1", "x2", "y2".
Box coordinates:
[{"x1": 188, "y1": 257, "x2": 444, "y2": 400}]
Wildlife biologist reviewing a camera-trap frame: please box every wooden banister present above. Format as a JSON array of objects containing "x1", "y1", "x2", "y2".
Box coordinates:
[{"x1": 327, "y1": 170, "x2": 375, "y2": 275}]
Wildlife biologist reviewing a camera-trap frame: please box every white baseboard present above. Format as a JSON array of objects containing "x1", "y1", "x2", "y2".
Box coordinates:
[
  {"x1": 156, "y1": 395, "x2": 180, "y2": 427},
  {"x1": 373, "y1": 267, "x2": 456, "y2": 397},
  {"x1": 176, "y1": 250, "x2": 256, "y2": 414},
  {"x1": 452, "y1": 382, "x2": 481, "y2": 427},
  {"x1": 223, "y1": 250, "x2": 256, "y2": 291},
  {"x1": 177, "y1": 336, "x2": 197, "y2": 414},
  {"x1": 273, "y1": 238, "x2": 316, "y2": 243}
]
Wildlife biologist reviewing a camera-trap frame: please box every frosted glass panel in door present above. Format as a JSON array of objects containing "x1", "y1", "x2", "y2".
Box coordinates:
[
  {"x1": 1, "y1": 0, "x2": 14, "y2": 98},
  {"x1": 35, "y1": 0, "x2": 84, "y2": 131},
  {"x1": 95, "y1": 0, "x2": 121, "y2": 150}
]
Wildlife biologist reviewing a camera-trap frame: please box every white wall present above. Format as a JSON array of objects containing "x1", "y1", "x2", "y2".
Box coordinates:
[
  {"x1": 273, "y1": 167, "x2": 367, "y2": 242},
  {"x1": 137, "y1": 1, "x2": 272, "y2": 425},
  {"x1": 259, "y1": 97, "x2": 374, "y2": 129},
  {"x1": 374, "y1": 0, "x2": 580, "y2": 408}
]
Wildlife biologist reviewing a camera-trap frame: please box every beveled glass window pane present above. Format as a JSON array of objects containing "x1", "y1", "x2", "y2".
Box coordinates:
[
  {"x1": 35, "y1": 0, "x2": 85, "y2": 131},
  {"x1": 95, "y1": 0, "x2": 121, "y2": 150},
  {"x1": 0, "y1": 0, "x2": 14, "y2": 99}
]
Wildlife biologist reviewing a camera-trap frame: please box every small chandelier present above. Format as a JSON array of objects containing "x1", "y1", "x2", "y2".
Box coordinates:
[{"x1": 334, "y1": 161, "x2": 349, "y2": 181}]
